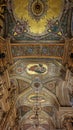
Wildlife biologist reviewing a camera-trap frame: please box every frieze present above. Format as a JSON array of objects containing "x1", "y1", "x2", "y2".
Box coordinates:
[{"x1": 11, "y1": 44, "x2": 64, "y2": 59}]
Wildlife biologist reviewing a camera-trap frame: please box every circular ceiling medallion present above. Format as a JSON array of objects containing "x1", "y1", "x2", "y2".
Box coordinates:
[
  {"x1": 29, "y1": 0, "x2": 48, "y2": 20},
  {"x1": 34, "y1": 82, "x2": 40, "y2": 88}
]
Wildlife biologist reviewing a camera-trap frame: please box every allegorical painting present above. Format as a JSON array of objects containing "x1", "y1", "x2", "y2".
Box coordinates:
[{"x1": 26, "y1": 64, "x2": 48, "y2": 75}]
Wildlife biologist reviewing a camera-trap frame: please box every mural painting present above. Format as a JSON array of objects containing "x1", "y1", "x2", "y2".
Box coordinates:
[{"x1": 26, "y1": 64, "x2": 47, "y2": 75}]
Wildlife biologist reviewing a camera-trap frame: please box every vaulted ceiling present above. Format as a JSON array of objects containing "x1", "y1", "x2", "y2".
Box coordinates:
[
  {"x1": 9, "y1": 59, "x2": 65, "y2": 129},
  {"x1": 0, "y1": 0, "x2": 73, "y2": 41},
  {"x1": 0, "y1": 0, "x2": 73, "y2": 130}
]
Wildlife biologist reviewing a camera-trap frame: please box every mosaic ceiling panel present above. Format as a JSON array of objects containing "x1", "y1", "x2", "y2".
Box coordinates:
[
  {"x1": 11, "y1": 44, "x2": 64, "y2": 58},
  {"x1": 0, "y1": 0, "x2": 73, "y2": 42},
  {"x1": 13, "y1": 0, "x2": 63, "y2": 35}
]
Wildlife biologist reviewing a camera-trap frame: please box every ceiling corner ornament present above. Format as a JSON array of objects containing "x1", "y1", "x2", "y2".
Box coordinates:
[{"x1": 28, "y1": 0, "x2": 48, "y2": 21}]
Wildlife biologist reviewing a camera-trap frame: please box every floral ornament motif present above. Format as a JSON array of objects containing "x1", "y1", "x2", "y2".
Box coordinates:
[
  {"x1": 15, "y1": 63, "x2": 26, "y2": 74},
  {"x1": 47, "y1": 20, "x2": 62, "y2": 36},
  {"x1": 13, "y1": 21, "x2": 28, "y2": 36}
]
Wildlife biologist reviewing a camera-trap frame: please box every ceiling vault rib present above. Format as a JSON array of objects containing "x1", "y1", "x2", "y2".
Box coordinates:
[
  {"x1": 13, "y1": 56, "x2": 63, "y2": 59},
  {"x1": 11, "y1": 43, "x2": 64, "y2": 46}
]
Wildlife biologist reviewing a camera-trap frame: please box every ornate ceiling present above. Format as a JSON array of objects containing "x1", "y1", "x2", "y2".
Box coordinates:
[
  {"x1": 9, "y1": 60, "x2": 60, "y2": 129},
  {"x1": 0, "y1": 0, "x2": 73, "y2": 130},
  {"x1": 13, "y1": 0, "x2": 64, "y2": 35},
  {"x1": 0, "y1": 0, "x2": 73, "y2": 41},
  {"x1": 8, "y1": 59, "x2": 73, "y2": 129}
]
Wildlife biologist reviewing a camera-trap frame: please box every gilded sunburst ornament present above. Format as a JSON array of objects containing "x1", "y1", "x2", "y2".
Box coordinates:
[{"x1": 13, "y1": 0, "x2": 64, "y2": 35}]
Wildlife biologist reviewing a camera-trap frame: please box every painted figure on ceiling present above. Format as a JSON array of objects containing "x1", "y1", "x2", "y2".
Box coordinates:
[{"x1": 28, "y1": 64, "x2": 46, "y2": 74}]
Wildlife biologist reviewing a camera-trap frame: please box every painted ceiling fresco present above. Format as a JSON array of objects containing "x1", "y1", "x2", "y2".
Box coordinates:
[
  {"x1": 9, "y1": 59, "x2": 64, "y2": 129},
  {"x1": 0, "y1": 1, "x2": 73, "y2": 130},
  {"x1": 0, "y1": 0, "x2": 73, "y2": 42},
  {"x1": 9, "y1": 59, "x2": 73, "y2": 129}
]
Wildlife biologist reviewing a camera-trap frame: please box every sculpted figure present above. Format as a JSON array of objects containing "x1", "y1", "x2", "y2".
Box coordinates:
[{"x1": 63, "y1": 117, "x2": 73, "y2": 130}]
